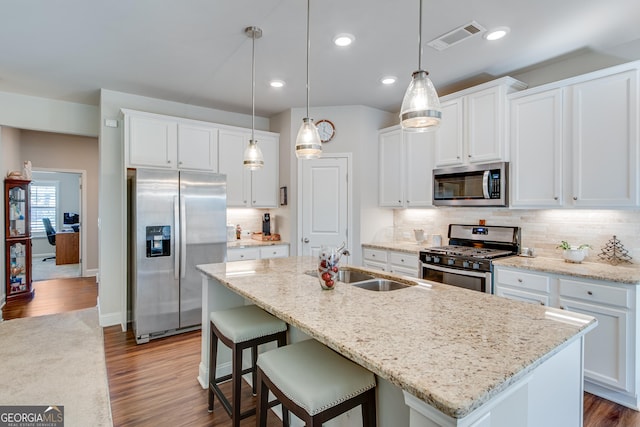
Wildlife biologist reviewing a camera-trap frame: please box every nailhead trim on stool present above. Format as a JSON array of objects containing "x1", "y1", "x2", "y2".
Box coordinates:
[
  {"x1": 208, "y1": 305, "x2": 287, "y2": 427},
  {"x1": 256, "y1": 339, "x2": 377, "y2": 427}
]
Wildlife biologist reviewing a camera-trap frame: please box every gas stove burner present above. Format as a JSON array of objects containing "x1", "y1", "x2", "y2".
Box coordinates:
[{"x1": 427, "y1": 245, "x2": 514, "y2": 259}]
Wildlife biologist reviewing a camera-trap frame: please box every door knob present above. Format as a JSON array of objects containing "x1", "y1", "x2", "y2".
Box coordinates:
[{"x1": 303, "y1": 238, "x2": 309, "y2": 243}]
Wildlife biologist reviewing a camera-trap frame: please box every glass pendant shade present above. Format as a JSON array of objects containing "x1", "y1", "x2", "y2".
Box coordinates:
[
  {"x1": 243, "y1": 139, "x2": 264, "y2": 170},
  {"x1": 400, "y1": 70, "x2": 441, "y2": 132},
  {"x1": 295, "y1": 117, "x2": 322, "y2": 159}
]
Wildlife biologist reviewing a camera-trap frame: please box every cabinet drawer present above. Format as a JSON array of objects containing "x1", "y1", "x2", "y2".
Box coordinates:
[
  {"x1": 259, "y1": 245, "x2": 289, "y2": 259},
  {"x1": 227, "y1": 248, "x2": 259, "y2": 262},
  {"x1": 389, "y1": 252, "x2": 418, "y2": 268},
  {"x1": 559, "y1": 279, "x2": 629, "y2": 308},
  {"x1": 363, "y1": 248, "x2": 387, "y2": 262},
  {"x1": 495, "y1": 268, "x2": 550, "y2": 293},
  {"x1": 495, "y1": 286, "x2": 550, "y2": 307},
  {"x1": 363, "y1": 260, "x2": 386, "y2": 272}
]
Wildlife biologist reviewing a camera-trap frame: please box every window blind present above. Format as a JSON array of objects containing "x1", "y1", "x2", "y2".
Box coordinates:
[{"x1": 30, "y1": 183, "x2": 57, "y2": 234}]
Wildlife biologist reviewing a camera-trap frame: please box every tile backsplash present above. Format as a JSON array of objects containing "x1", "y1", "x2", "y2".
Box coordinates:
[
  {"x1": 227, "y1": 208, "x2": 274, "y2": 238},
  {"x1": 393, "y1": 208, "x2": 640, "y2": 264}
]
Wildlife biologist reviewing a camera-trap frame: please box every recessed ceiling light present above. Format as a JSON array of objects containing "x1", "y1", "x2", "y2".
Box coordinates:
[
  {"x1": 269, "y1": 80, "x2": 285, "y2": 88},
  {"x1": 484, "y1": 27, "x2": 510, "y2": 41},
  {"x1": 333, "y1": 33, "x2": 355, "y2": 47},
  {"x1": 381, "y1": 76, "x2": 397, "y2": 85}
]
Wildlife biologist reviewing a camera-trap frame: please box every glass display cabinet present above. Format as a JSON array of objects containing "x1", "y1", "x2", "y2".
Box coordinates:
[{"x1": 4, "y1": 179, "x2": 33, "y2": 301}]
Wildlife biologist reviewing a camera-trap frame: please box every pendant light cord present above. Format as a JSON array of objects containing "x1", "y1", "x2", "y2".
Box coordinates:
[
  {"x1": 417, "y1": 0, "x2": 422, "y2": 70},
  {"x1": 251, "y1": 29, "x2": 256, "y2": 141},
  {"x1": 306, "y1": 0, "x2": 311, "y2": 118}
]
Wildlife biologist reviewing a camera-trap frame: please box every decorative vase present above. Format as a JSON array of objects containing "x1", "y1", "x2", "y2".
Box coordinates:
[
  {"x1": 563, "y1": 248, "x2": 586, "y2": 263},
  {"x1": 317, "y1": 246, "x2": 340, "y2": 290}
]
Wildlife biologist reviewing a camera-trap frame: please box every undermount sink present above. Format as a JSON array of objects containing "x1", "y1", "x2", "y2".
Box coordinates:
[
  {"x1": 352, "y1": 279, "x2": 411, "y2": 292},
  {"x1": 336, "y1": 269, "x2": 376, "y2": 283}
]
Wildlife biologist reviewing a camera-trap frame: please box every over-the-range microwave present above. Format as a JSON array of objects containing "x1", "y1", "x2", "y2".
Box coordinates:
[{"x1": 432, "y1": 162, "x2": 508, "y2": 207}]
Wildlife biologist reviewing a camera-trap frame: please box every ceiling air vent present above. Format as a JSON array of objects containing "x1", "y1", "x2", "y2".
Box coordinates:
[{"x1": 427, "y1": 21, "x2": 485, "y2": 51}]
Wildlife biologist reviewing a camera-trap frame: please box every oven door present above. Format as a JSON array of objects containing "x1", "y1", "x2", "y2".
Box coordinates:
[{"x1": 421, "y1": 263, "x2": 492, "y2": 294}]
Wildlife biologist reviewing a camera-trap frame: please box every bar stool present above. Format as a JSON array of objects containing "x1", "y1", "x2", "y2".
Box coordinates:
[
  {"x1": 208, "y1": 304, "x2": 287, "y2": 427},
  {"x1": 256, "y1": 339, "x2": 377, "y2": 427}
]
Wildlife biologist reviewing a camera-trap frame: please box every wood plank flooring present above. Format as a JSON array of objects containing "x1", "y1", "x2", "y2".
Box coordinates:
[{"x1": 3, "y1": 278, "x2": 639, "y2": 426}]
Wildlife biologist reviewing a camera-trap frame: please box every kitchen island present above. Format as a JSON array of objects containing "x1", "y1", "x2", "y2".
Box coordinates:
[{"x1": 197, "y1": 256, "x2": 596, "y2": 427}]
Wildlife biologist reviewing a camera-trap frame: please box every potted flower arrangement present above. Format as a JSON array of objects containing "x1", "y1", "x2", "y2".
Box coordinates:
[{"x1": 557, "y1": 241, "x2": 592, "y2": 263}]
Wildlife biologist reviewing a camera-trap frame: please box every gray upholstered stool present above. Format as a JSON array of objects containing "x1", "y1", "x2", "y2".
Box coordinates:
[
  {"x1": 208, "y1": 305, "x2": 287, "y2": 427},
  {"x1": 256, "y1": 339, "x2": 377, "y2": 427}
]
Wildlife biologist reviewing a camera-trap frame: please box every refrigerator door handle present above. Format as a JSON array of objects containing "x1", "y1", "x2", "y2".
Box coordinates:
[
  {"x1": 174, "y1": 195, "x2": 180, "y2": 280},
  {"x1": 180, "y1": 194, "x2": 187, "y2": 279}
]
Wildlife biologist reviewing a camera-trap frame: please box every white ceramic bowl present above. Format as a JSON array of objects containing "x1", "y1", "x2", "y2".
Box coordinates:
[{"x1": 563, "y1": 248, "x2": 586, "y2": 263}]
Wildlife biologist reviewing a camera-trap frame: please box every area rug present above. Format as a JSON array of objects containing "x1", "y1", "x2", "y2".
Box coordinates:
[{"x1": 0, "y1": 307, "x2": 113, "y2": 426}]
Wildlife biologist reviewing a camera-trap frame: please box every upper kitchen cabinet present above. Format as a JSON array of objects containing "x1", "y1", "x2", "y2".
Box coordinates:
[
  {"x1": 510, "y1": 62, "x2": 639, "y2": 208},
  {"x1": 123, "y1": 109, "x2": 219, "y2": 172},
  {"x1": 379, "y1": 126, "x2": 434, "y2": 208},
  {"x1": 435, "y1": 77, "x2": 527, "y2": 167},
  {"x1": 218, "y1": 128, "x2": 279, "y2": 208}
]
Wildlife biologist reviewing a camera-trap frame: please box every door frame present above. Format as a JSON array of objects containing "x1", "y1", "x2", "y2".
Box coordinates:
[
  {"x1": 296, "y1": 153, "x2": 353, "y2": 258},
  {"x1": 31, "y1": 167, "x2": 87, "y2": 278}
]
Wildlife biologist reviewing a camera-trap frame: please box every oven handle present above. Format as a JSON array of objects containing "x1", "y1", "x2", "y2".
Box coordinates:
[{"x1": 422, "y1": 262, "x2": 489, "y2": 279}]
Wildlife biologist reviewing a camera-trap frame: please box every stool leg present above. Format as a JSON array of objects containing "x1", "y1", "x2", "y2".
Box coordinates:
[
  {"x1": 256, "y1": 368, "x2": 268, "y2": 427},
  {"x1": 251, "y1": 345, "x2": 258, "y2": 395},
  {"x1": 232, "y1": 344, "x2": 243, "y2": 427},
  {"x1": 208, "y1": 323, "x2": 219, "y2": 412},
  {"x1": 361, "y1": 388, "x2": 377, "y2": 427}
]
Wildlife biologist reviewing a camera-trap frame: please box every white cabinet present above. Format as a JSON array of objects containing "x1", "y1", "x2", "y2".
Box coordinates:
[
  {"x1": 494, "y1": 265, "x2": 639, "y2": 409},
  {"x1": 123, "y1": 109, "x2": 219, "y2": 172},
  {"x1": 124, "y1": 110, "x2": 178, "y2": 169},
  {"x1": 228, "y1": 244, "x2": 289, "y2": 262},
  {"x1": 378, "y1": 126, "x2": 434, "y2": 208},
  {"x1": 362, "y1": 246, "x2": 419, "y2": 277},
  {"x1": 571, "y1": 69, "x2": 638, "y2": 207},
  {"x1": 509, "y1": 88, "x2": 564, "y2": 207},
  {"x1": 218, "y1": 129, "x2": 279, "y2": 208},
  {"x1": 509, "y1": 64, "x2": 639, "y2": 208},
  {"x1": 434, "y1": 77, "x2": 526, "y2": 167},
  {"x1": 177, "y1": 122, "x2": 218, "y2": 171}
]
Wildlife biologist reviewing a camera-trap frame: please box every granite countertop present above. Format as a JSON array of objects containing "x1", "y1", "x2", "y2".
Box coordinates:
[
  {"x1": 227, "y1": 240, "x2": 289, "y2": 249},
  {"x1": 362, "y1": 241, "x2": 428, "y2": 254},
  {"x1": 197, "y1": 256, "x2": 595, "y2": 418},
  {"x1": 493, "y1": 256, "x2": 640, "y2": 285}
]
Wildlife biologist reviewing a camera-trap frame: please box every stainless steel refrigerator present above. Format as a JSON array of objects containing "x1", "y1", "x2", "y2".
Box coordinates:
[{"x1": 128, "y1": 168, "x2": 227, "y2": 344}]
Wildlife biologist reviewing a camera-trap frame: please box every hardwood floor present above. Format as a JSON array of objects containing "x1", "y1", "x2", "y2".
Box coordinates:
[{"x1": 3, "y1": 278, "x2": 639, "y2": 426}]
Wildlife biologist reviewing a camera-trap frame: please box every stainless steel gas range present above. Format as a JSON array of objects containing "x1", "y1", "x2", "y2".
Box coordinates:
[{"x1": 419, "y1": 224, "x2": 521, "y2": 293}]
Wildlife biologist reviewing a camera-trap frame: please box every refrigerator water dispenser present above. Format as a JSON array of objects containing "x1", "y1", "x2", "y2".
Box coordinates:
[{"x1": 146, "y1": 225, "x2": 171, "y2": 257}]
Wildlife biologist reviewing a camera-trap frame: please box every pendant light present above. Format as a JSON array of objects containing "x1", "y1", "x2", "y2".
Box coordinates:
[
  {"x1": 295, "y1": 0, "x2": 322, "y2": 159},
  {"x1": 399, "y1": 0, "x2": 441, "y2": 132},
  {"x1": 243, "y1": 26, "x2": 264, "y2": 170}
]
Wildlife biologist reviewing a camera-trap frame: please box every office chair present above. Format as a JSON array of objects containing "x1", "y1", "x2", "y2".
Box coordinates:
[{"x1": 42, "y1": 218, "x2": 56, "y2": 262}]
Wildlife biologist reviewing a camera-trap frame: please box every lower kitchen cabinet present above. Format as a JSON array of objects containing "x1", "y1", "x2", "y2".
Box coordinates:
[
  {"x1": 362, "y1": 246, "x2": 419, "y2": 278},
  {"x1": 494, "y1": 265, "x2": 639, "y2": 410},
  {"x1": 227, "y1": 244, "x2": 289, "y2": 262}
]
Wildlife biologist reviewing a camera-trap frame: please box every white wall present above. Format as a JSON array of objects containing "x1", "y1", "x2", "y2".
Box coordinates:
[{"x1": 99, "y1": 89, "x2": 270, "y2": 327}]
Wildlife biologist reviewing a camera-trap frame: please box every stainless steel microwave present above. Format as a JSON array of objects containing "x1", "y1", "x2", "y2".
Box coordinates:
[{"x1": 433, "y1": 162, "x2": 508, "y2": 207}]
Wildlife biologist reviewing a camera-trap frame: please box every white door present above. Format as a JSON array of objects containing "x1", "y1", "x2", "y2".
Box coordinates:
[{"x1": 300, "y1": 156, "x2": 349, "y2": 259}]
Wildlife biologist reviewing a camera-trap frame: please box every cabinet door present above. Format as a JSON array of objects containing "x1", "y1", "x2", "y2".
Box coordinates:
[
  {"x1": 227, "y1": 247, "x2": 260, "y2": 261},
  {"x1": 435, "y1": 99, "x2": 464, "y2": 167},
  {"x1": 510, "y1": 89, "x2": 564, "y2": 207},
  {"x1": 259, "y1": 245, "x2": 289, "y2": 259},
  {"x1": 379, "y1": 128, "x2": 404, "y2": 207},
  {"x1": 467, "y1": 86, "x2": 504, "y2": 163},
  {"x1": 218, "y1": 129, "x2": 250, "y2": 207},
  {"x1": 177, "y1": 123, "x2": 218, "y2": 172},
  {"x1": 250, "y1": 133, "x2": 279, "y2": 207},
  {"x1": 405, "y1": 131, "x2": 434, "y2": 207},
  {"x1": 6, "y1": 238, "x2": 32, "y2": 299},
  {"x1": 571, "y1": 69, "x2": 638, "y2": 207},
  {"x1": 127, "y1": 113, "x2": 178, "y2": 168},
  {"x1": 560, "y1": 298, "x2": 630, "y2": 392}
]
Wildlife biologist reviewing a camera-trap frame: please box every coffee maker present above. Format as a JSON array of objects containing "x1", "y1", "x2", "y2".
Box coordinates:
[{"x1": 262, "y1": 213, "x2": 271, "y2": 236}]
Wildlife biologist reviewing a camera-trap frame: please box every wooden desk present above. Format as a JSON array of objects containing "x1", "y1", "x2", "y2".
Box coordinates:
[{"x1": 56, "y1": 231, "x2": 79, "y2": 265}]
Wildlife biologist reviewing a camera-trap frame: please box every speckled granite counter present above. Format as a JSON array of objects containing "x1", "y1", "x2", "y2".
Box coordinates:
[
  {"x1": 494, "y1": 256, "x2": 640, "y2": 284},
  {"x1": 362, "y1": 241, "x2": 428, "y2": 254},
  {"x1": 197, "y1": 256, "x2": 596, "y2": 420},
  {"x1": 227, "y1": 239, "x2": 288, "y2": 249}
]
